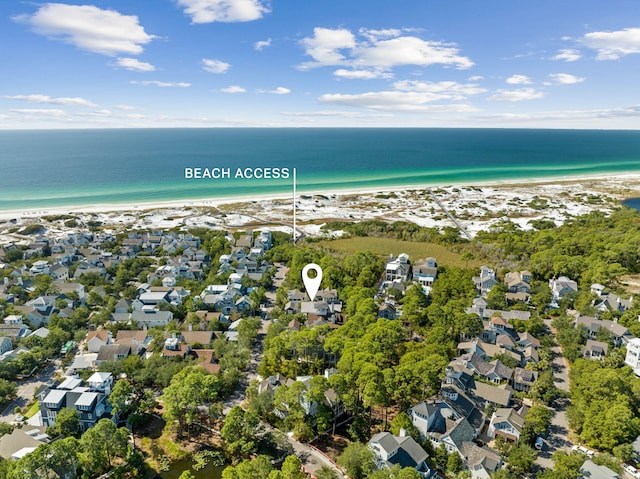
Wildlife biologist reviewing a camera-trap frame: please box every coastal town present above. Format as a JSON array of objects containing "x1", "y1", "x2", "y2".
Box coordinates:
[{"x1": 0, "y1": 184, "x2": 639, "y2": 479}]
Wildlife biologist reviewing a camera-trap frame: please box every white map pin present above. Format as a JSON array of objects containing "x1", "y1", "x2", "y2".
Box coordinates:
[{"x1": 302, "y1": 263, "x2": 323, "y2": 301}]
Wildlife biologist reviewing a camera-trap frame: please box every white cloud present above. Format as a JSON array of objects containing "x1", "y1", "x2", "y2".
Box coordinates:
[
  {"x1": 358, "y1": 28, "x2": 402, "y2": 42},
  {"x1": 130, "y1": 81, "x2": 191, "y2": 88},
  {"x1": 221, "y1": 85, "x2": 246, "y2": 93},
  {"x1": 548, "y1": 73, "x2": 585, "y2": 84},
  {"x1": 333, "y1": 69, "x2": 393, "y2": 79},
  {"x1": 5, "y1": 94, "x2": 97, "y2": 107},
  {"x1": 355, "y1": 36, "x2": 473, "y2": 70},
  {"x1": 506, "y1": 75, "x2": 532, "y2": 85},
  {"x1": 115, "y1": 57, "x2": 156, "y2": 72},
  {"x1": 115, "y1": 104, "x2": 138, "y2": 111},
  {"x1": 202, "y1": 58, "x2": 231, "y2": 74},
  {"x1": 582, "y1": 27, "x2": 640, "y2": 60},
  {"x1": 392, "y1": 80, "x2": 486, "y2": 98},
  {"x1": 299, "y1": 27, "x2": 473, "y2": 71},
  {"x1": 176, "y1": 0, "x2": 270, "y2": 23},
  {"x1": 316, "y1": 77, "x2": 484, "y2": 113},
  {"x1": 262, "y1": 87, "x2": 291, "y2": 95},
  {"x1": 13, "y1": 3, "x2": 155, "y2": 56},
  {"x1": 551, "y1": 49, "x2": 581, "y2": 62},
  {"x1": 488, "y1": 88, "x2": 544, "y2": 102},
  {"x1": 319, "y1": 91, "x2": 478, "y2": 112},
  {"x1": 300, "y1": 28, "x2": 356, "y2": 68},
  {"x1": 10, "y1": 108, "x2": 67, "y2": 117},
  {"x1": 468, "y1": 75, "x2": 484, "y2": 81},
  {"x1": 254, "y1": 38, "x2": 271, "y2": 51}
]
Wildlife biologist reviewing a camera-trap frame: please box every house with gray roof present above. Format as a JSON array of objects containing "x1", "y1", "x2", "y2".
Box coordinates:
[
  {"x1": 38, "y1": 373, "x2": 113, "y2": 432},
  {"x1": 583, "y1": 339, "x2": 608, "y2": 360},
  {"x1": 575, "y1": 316, "x2": 632, "y2": 347},
  {"x1": 487, "y1": 406, "x2": 527, "y2": 442},
  {"x1": 512, "y1": 368, "x2": 538, "y2": 392},
  {"x1": 369, "y1": 431, "x2": 434, "y2": 478},
  {"x1": 461, "y1": 441, "x2": 503, "y2": 479},
  {"x1": 578, "y1": 459, "x2": 619, "y2": 479},
  {"x1": 0, "y1": 427, "x2": 49, "y2": 461}
]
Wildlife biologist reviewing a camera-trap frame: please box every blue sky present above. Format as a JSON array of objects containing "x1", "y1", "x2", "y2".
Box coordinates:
[{"x1": 1, "y1": 0, "x2": 640, "y2": 128}]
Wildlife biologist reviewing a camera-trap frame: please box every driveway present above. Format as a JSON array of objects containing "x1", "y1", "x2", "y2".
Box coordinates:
[{"x1": 0, "y1": 361, "x2": 56, "y2": 423}]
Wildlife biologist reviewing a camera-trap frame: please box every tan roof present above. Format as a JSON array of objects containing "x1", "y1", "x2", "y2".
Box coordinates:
[
  {"x1": 192, "y1": 349, "x2": 221, "y2": 374},
  {"x1": 115, "y1": 330, "x2": 148, "y2": 344},
  {"x1": 87, "y1": 330, "x2": 109, "y2": 342},
  {"x1": 181, "y1": 331, "x2": 214, "y2": 345}
]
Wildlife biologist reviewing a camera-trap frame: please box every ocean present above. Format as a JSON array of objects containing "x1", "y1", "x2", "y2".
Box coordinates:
[{"x1": 2, "y1": 128, "x2": 640, "y2": 211}]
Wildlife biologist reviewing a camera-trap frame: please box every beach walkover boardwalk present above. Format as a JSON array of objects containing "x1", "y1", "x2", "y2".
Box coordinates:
[{"x1": 428, "y1": 188, "x2": 472, "y2": 240}]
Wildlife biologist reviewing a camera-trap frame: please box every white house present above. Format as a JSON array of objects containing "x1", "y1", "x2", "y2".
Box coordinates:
[{"x1": 625, "y1": 337, "x2": 640, "y2": 376}]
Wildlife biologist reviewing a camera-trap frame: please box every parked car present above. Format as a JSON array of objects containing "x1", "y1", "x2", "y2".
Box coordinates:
[
  {"x1": 535, "y1": 436, "x2": 544, "y2": 450},
  {"x1": 624, "y1": 464, "x2": 640, "y2": 478}
]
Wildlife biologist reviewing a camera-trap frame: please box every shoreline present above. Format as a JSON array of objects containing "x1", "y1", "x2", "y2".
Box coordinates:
[
  {"x1": 2, "y1": 171, "x2": 640, "y2": 222},
  {"x1": 2, "y1": 172, "x2": 640, "y2": 242}
]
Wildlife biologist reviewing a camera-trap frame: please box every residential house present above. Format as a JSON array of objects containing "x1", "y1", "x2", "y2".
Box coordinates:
[
  {"x1": 0, "y1": 337, "x2": 12, "y2": 355},
  {"x1": 48, "y1": 263, "x2": 69, "y2": 281},
  {"x1": 385, "y1": 254, "x2": 411, "y2": 283},
  {"x1": 517, "y1": 332, "x2": 540, "y2": 350},
  {"x1": 575, "y1": 316, "x2": 632, "y2": 347},
  {"x1": 86, "y1": 330, "x2": 111, "y2": 353},
  {"x1": 549, "y1": 276, "x2": 578, "y2": 305},
  {"x1": 504, "y1": 271, "x2": 531, "y2": 302},
  {"x1": 461, "y1": 442, "x2": 503, "y2": 479},
  {"x1": 114, "y1": 330, "x2": 152, "y2": 354},
  {"x1": 162, "y1": 337, "x2": 190, "y2": 359},
  {"x1": 512, "y1": 368, "x2": 538, "y2": 392},
  {"x1": 378, "y1": 302, "x2": 398, "y2": 320},
  {"x1": 412, "y1": 258, "x2": 438, "y2": 294},
  {"x1": 38, "y1": 374, "x2": 113, "y2": 432},
  {"x1": 96, "y1": 344, "x2": 131, "y2": 364},
  {"x1": 594, "y1": 292, "x2": 632, "y2": 314},
  {"x1": 473, "y1": 266, "x2": 498, "y2": 296},
  {"x1": 368, "y1": 431, "x2": 434, "y2": 478},
  {"x1": 86, "y1": 371, "x2": 113, "y2": 394},
  {"x1": 624, "y1": 337, "x2": 640, "y2": 376},
  {"x1": 191, "y1": 349, "x2": 221, "y2": 374},
  {"x1": 0, "y1": 427, "x2": 49, "y2": 461},
  {"x1": 0, "y1": 323, "x2": 29, "y2": 343},
  {"x1": 130, "y1": 309, "x2": 173, "y2": 328},
  {"x1": 487, "y1": 406, "x2": 527, "y2": 442},
  {"x1": 181, "y1": 330, "x2": 215, "y2": 349},
  {"x1": 583, "y1": 339, "x2": 608, "y2": 360},
  {"x1": 578, "y1": 459, "x2": 619, "y2": 479}
]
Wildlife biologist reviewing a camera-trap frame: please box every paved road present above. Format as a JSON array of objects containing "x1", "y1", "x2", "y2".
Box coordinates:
[
  {"x1": 289, "y1": 435, "x2": 346, "y2": 479},
  {"x1": 0, "y1": 361, "x2": 56, "y2": 424},
  {"x1": 536, "y1": 320, "x2": 571, "y2": 471},
  {"x1": 222, "y1": 262, "x2": 285, "y2": 415}
]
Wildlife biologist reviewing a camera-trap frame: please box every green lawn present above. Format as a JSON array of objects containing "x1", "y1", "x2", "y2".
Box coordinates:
[
  {"x1": 316, "y1": 237, "x2": 480, "y2": 268},
  {"x1": 24, "y1": 400, "x2": 39, "y2": 419}
]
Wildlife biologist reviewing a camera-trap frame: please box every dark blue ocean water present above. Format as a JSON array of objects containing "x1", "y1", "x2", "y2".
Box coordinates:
[{"x1": 1, "y1": 128, "x2": 640, "y2": 211}]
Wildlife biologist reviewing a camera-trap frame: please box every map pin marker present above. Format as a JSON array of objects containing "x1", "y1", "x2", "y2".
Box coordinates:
[{"x1": 302, "y1": 263, "x2": 323, "y2": 301}]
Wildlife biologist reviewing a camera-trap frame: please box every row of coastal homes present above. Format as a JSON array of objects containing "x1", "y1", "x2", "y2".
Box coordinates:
[{"x1": 382, "y1": 254, "x2": 438, "y2": 296}]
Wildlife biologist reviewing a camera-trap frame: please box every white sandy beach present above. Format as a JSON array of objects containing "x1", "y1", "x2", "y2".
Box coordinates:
[{"x1": 1, "y1": 173, "x2": 640, "y2": 244}]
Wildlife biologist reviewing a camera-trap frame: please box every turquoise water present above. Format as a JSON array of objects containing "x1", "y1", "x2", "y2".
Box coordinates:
[{"x1": 1, "y1": 128, "x2": 640, "y2": 211}]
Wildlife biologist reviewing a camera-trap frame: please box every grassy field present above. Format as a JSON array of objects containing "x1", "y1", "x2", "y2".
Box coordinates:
[{"x1": 316, "y1": 237, "x2": 480, "y2": 268}]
